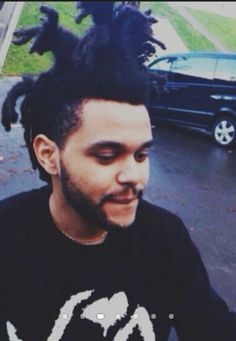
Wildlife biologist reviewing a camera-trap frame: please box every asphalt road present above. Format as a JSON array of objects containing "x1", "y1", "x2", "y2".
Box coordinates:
[
  {"x1": 0, "y1": 79, "x2": 236, "y2": 340},
  {"x1": 147, "y1": 123, "x2": 236, "y2": 308}
]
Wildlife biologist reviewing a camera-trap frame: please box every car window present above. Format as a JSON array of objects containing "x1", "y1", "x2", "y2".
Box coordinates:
[
  {"x1": 170, "y1": 56, "x2": 216, "y2": 83},
  {"x1": 215, "y1": 58, "x2": 236, "y2": 83},
  {"x1": 149, "y1": 58, "x2": 171, "y2": 71}
]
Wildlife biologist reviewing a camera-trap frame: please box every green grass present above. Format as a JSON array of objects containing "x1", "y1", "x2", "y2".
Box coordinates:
[
  {"x1": 1, "y1": 2, "x2": 90, "y2": 76},
  {"x1": 187, "y1": 7, "x2": 236, "y2": 52},
  {"x1": 150, "y1": 2, "x2": 217, "y2": 51}
]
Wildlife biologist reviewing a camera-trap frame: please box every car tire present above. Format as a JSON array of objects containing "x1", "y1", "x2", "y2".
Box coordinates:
[{"x1": 212, "y1": 116, "x2": 236, "y2": 147}]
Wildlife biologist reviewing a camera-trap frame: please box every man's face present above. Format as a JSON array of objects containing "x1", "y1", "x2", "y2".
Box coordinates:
[{"x1": 58, "y1": 99, "x2": 153, "y2": 231}]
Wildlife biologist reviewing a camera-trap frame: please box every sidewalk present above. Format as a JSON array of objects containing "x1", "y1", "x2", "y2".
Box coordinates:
[
  {"x1": 0, "y1": 2, "x2": 24, "y2": 69},
  {"x1": 152, "y1": 16, "x2": 188, "y2": 57},
  {"x1": 175, "y1": 2, "x2": 236, "y2": 20},
  {"x1": 168, "y1": 2, "x2": 228, "y2": 52}
]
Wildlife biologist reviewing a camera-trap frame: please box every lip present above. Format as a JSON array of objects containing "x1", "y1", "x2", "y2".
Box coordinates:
[{"x1": 108, "y1": 197, "x2": 138, "y2": 205}]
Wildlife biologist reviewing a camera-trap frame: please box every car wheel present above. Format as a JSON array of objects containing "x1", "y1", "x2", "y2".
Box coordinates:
[{"x1": 212, "y1": 117, "x2": 236, "y2": 147}]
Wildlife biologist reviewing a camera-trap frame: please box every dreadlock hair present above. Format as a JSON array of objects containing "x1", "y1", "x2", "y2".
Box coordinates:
[{"x1": 1, "y1": 2, "x2": 165, "y2": 184}]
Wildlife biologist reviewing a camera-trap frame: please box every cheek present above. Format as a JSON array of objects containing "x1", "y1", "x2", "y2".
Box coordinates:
[
  {"x1": 72, "y1": 162, "x2": 117, "y2": 196},
  {"x1": 140, "y1": 160, "x2": 150, "y2": 186},
  {"x1": 146, "y1": 161, "x2": 150, "y2": 182}
]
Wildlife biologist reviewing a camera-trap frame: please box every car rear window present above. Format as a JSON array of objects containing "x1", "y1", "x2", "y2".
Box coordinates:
[{"x1": 215, "y1": 58, "x2": 236, "y2": 83}]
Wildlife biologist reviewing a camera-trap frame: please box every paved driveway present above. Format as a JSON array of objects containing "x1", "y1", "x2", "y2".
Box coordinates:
[
  {"x1": 148, "y1": 123, "x2": 236, "y2": 340},
  {"x1": 147, "y1": 123, "x2": 236, "y2": 309}
]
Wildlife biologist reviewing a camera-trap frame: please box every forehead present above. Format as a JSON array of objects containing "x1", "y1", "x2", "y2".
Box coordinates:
[{"x1": 70, "y1": 99, "x2": 152, "y2": 147}]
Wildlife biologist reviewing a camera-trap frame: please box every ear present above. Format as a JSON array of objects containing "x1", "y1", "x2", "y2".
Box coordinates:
[{"x1": 33, "y1": 134, "x2": 59, "y2": 176}]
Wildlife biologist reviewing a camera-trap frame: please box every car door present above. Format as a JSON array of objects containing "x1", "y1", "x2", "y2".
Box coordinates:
[
  {"x1": 148, "y1": 56, "x2": 173, "y2": 121},
  {"x1": 212, "y1": 57, "x2": 236, "y2": 115},
  {"x1": 165, "y1": 55, "x2": 217, "y2": 127}
]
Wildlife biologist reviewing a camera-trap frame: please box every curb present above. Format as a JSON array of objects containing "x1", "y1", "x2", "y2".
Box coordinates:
[{"x1": 0, "y1": 2, "x2": 24, "y2": 69}]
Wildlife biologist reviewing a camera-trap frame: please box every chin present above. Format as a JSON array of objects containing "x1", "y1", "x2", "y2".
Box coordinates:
[
  {"x1": 108, "y1": 211, "x2": 137, "y2": 228},
  {"x1": 101, "y1": 200, "x2": 138, "y2": 229}
]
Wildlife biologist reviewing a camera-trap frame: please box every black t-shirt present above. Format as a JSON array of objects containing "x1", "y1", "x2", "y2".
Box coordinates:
[{"x1": 0, "y1": 186, "x2": 235, "y2": 341}]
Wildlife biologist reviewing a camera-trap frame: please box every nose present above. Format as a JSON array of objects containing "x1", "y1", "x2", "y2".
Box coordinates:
[{"x1": 116, "y1": 157, "x2": 148, "y2": 186}]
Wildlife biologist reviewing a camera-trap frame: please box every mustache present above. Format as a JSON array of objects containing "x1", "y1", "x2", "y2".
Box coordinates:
[{"x1": 99, "y1": 187, "x2": 143, "y2": 205}]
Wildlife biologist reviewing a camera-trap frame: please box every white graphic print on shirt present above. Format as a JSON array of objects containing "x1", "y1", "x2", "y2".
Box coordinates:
[{"x1": 7, "y1": 290, "x2": 155, "y2": 341}]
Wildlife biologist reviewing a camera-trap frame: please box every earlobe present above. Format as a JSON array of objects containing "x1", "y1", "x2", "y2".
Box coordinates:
[{"x1": 33, "y1": 134, "x2": 59, "y2": 176}]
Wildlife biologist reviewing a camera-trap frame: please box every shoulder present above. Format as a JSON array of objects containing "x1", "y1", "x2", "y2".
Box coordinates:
[
  {"x1": 135, "y1": 200, "x2": 205, "y2": 283},
  {"x1": 0, "y1": 186, "x2": 51, "y2": 240},
  {"x1": 136, "y1": 199, "x2": 189, "y2": 244},
  {"x1": 134, "y1": 199, "x2": 200, "y2": 266},
  {"x1": 0, "y1": 185, "x2": 51, "y2": 217},
  {"x1": 137, "y1": 199, "x2": 182, "y2": 223}
]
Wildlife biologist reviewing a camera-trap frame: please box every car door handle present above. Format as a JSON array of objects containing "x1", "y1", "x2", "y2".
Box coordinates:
[
  {"x1": 168, "y1": 85, "x2": 188, "y2": 90},
  {"x1": 211, "y1": 95, "x2": 221, "y2": 100}
]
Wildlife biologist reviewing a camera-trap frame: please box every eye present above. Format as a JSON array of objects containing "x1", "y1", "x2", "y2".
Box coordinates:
[
  {"x1": 95, "y1": 154, "x2": 116, "y2": 164},
  {"x1": 134, "y1": 150, "x2": 149, "y2": 162}
]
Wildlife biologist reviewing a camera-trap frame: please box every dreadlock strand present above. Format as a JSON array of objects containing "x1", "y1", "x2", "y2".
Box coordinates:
[
  {"x1": 1, "y1": 77, "x2": 35, "y2": 132},
  {"x1": 76, "y1": 2, "x2": 114, "y2": 25}
]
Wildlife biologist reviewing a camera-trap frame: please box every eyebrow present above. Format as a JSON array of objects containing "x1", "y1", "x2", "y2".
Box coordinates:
[{"x1": 85, "y1": 139, "x2": 154, "y2": 153}]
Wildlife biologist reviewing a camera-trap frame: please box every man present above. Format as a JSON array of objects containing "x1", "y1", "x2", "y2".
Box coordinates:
[{"x1": 1, "y1": 3, "x2": 236, "y2": 341}]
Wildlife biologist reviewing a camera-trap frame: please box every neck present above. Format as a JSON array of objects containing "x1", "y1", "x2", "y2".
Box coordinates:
[{"x1": 49, "y1": 184, "x2": 107, "y2": 245}]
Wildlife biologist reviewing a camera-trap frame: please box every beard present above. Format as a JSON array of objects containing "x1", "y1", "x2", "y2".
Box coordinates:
[{"x1": 59, "y1": 160, "x2": 143, "y2": 232}]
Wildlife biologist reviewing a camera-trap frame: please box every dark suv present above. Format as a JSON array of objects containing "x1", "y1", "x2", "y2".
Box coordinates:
[{"x1": 148, "y1": 52, "x2": 236, "y2": 146}]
